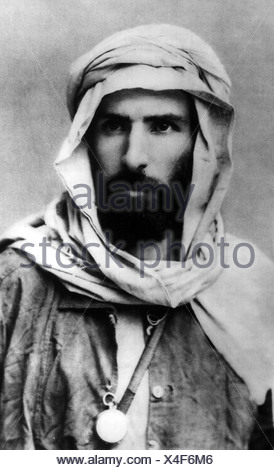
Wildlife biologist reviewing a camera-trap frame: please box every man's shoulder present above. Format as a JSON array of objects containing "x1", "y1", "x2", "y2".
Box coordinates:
[
  {"x1": 225, "y1": 232, "x2": 274, "y2": 274},
  {"x1": 0, "y1": 247, "x2": 43, "y2": 282},
  {"x1": 0, "y1": 247, "x2": 97, "y2": 313},
  {"x1": 199, "y1": 232, "x2": 274, "y2": 310},
  {"x1": 213, "y1": 232, "x2": 274, "y2": 305},
  {"x1": 0, "y1": 248, "x2": 58, "y2": 333},
  {"x1": 0, "y1": 247, "x2": 57, "y2": 307}
]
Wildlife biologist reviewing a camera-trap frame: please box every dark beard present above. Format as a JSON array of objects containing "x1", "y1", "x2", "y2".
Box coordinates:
[
  {"x1": 95, "y1": 168, "x2": 189, "y2": 250},
  {"x1": 98, "y1": 207, "x2": 181, "y2": 250}
]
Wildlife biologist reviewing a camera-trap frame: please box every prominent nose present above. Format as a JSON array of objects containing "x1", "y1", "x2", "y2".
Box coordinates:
[{"x1": 122, "y1": 123, "x2": 149, "y2": 171}]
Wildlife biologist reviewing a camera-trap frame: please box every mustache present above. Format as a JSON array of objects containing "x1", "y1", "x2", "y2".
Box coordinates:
[{"x1": 105, "y1": 169, "x2": 162, "y2": 189}]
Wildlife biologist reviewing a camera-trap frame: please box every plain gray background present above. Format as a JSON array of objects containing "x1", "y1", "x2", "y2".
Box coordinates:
[{"x1": 1, "y1": 0, "x2": 273, "y2": 257}]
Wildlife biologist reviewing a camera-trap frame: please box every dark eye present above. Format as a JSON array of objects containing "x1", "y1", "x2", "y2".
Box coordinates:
[
  {"x1": 103, "y1": 119, "x2": 126, "y2": 132},
  {"x1": 150, "y1": 120, "x2": 178, "y2": 133}
]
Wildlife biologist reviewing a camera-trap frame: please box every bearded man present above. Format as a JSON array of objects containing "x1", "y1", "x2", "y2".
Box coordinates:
[{"x1": 0, "y1": 24, "x2": 273, "y2": 450}]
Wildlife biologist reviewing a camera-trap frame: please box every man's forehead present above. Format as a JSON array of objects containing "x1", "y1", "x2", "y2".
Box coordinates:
[{"x1": 94, "y1": 88, "x2": 193, "y2": 119}]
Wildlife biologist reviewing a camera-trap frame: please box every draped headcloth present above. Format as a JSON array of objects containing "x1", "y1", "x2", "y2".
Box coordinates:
[{"x1": 57, "y1": 23, "x2": 234, "y2": 256}]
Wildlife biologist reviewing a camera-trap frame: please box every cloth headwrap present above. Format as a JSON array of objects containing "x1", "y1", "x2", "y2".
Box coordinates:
[{"x1": 1, "y1": 24, "x2": 274, "y2": 408}]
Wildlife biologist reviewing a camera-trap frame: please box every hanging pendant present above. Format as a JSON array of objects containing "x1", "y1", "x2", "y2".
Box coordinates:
[
  {"x1": 96, "y1": 392, "x2": 128, "y2": 444},
  {"x1": 96, "y1": 408, "x2": 128, "y2": 443}
]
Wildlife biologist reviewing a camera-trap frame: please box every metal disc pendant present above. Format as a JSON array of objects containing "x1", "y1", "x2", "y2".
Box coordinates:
[{"x1": 96, "y1": 409, "x2": 128, "y2": 444}]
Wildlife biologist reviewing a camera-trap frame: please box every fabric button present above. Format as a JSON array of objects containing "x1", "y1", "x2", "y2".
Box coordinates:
[
  {"x1": 146, "y1": 325, "x2": 153, "y2": 336},
  {"x1": 108, "y1": 313, "x2": 117, "y2": 325},
  {"x1": 152, "y1": 385, "x2": 164, "y2": 399},
  {"x1": 148, "y1": 439, "x2": 160, "y2": 450}
]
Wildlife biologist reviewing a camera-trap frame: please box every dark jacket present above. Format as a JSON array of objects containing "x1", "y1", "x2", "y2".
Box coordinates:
[{"x1": 0, "y1": 248, "x2": 272, "y2": 449}]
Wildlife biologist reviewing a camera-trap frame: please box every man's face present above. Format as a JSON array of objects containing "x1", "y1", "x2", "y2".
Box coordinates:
[{"x1": 86, "y1": 89, "x2": 197, "y2": 248}]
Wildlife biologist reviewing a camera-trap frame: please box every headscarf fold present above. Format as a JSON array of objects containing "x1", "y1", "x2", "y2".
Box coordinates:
[{"x1": 1, "y1": 24, "x2": 274, "y2": 407}]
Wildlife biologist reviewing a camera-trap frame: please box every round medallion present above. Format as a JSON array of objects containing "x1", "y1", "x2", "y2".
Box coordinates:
[{"x1": 96, "y1": 409, "x2": 128, "y2": 443}]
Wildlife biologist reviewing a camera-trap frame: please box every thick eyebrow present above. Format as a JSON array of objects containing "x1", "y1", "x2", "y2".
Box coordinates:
[
  {"x1": 95, "y1": 112, "x2": 189, "y2": 123},
  {"x1": 96, "y1": 112, "x2": 130, "y2": 121},
  {"x1": 144, "y1": 113, "x2": 189, "y2": 124}
]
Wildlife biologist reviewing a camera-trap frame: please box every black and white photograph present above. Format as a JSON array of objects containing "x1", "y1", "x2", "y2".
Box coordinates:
[{"x1": 0, "y1": 0, "x2": 273, "y2": 459}]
